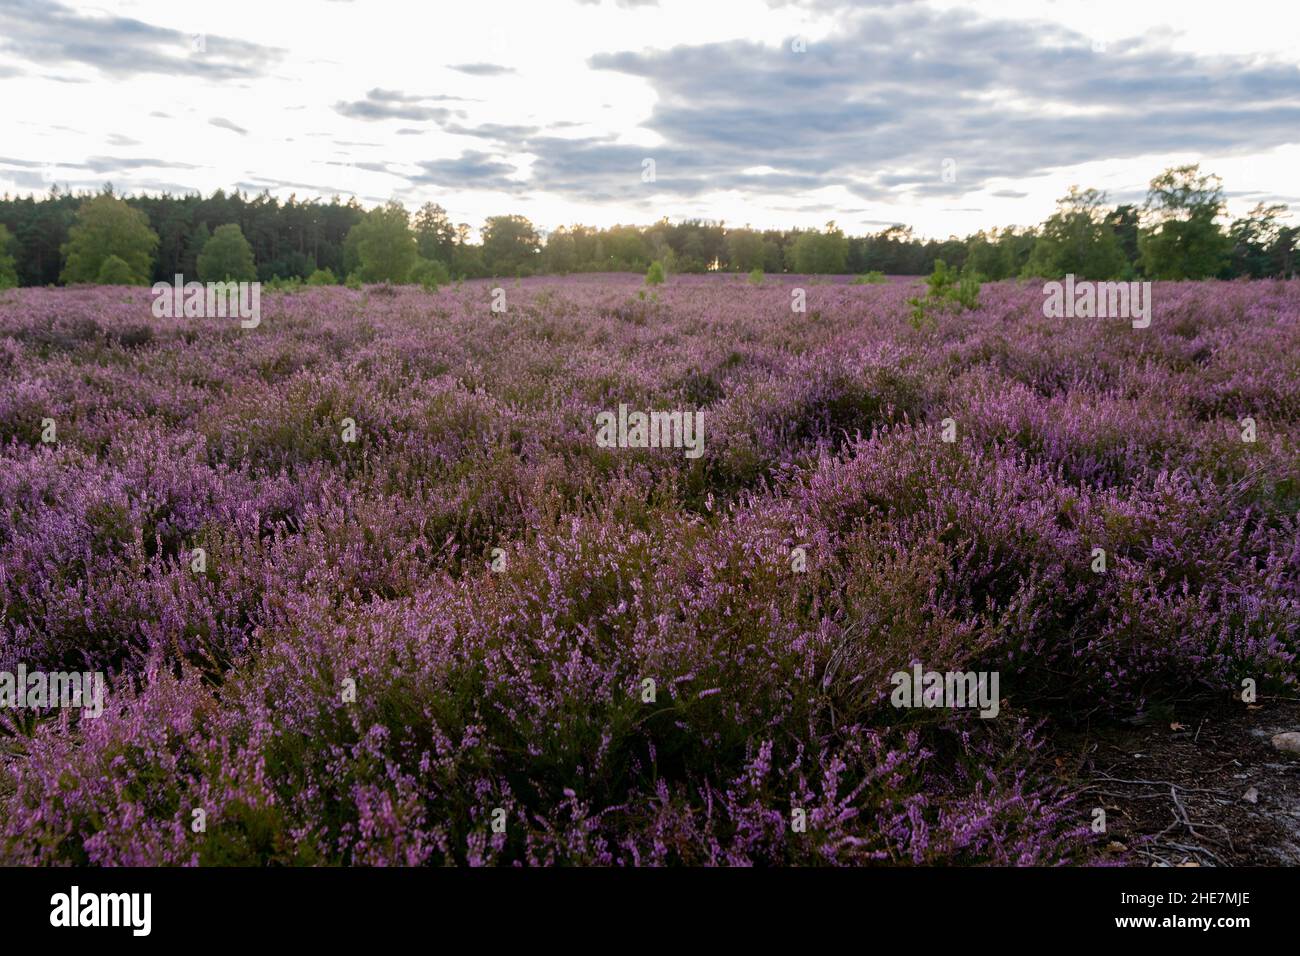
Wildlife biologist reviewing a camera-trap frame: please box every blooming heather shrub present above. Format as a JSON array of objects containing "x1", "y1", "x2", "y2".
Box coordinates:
[{"x1": 0, "y1": 275, "x2": 1297, "y2": 865}]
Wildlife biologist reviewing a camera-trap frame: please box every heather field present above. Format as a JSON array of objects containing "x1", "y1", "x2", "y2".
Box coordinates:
[{"x1": 0, "y1": 274, "x2": 1297, "y2": 866}]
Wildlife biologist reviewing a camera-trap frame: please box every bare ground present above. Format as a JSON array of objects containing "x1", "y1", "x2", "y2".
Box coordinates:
[{"x1": 1058, "y1": 698, "x2": 1300, "y2": 866}]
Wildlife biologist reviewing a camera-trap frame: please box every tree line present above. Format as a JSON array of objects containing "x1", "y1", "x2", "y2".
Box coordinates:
[{"x1": 0, "y1": 164, "x2": 1294, "y2": 290}]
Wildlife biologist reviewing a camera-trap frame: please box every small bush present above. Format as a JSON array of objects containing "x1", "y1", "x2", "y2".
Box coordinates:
[
  {"x1": 409, "y1": 258, "x2": 451, "y2": 292},
  {"x1": 854, "y1": 271, "x2": 887, "y2": 285},
  {"x1": 645, "y1": 260, "x2": 665, "y2": 286},
  {"x1": 264, "y1": 276, "x2": 304, "y2": 293},
  {"x1": 907, "y1": 259, "x2": 982, "y2": 327},
  {"x1": 306, "y1": 269, "x2": 338, "y2": 286}
]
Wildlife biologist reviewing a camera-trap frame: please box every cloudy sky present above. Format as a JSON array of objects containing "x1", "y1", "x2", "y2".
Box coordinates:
[{"x1": 1, "y1": 0, "x2": 1298, "y2": 239}]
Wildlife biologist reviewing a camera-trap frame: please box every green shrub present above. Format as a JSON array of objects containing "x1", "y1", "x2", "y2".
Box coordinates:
[
  {"x1": 306, "y1": 268, "x2": 337, "y2": 286},
  {"x1": 410, "y1": 258, "x2": 451, "y2": 292},
  {"x1": 854, "y1": 271, "x2": 887, "y2": 285},
  {"x1": 748, "y1": 268, "x2": 764, "y2": 285},
  {"x1": 645, "y1": 260, "x2": 665, "y2": 286},
  {"x1": 906, "y1": 259, "x2": 981, "y2": 328}
]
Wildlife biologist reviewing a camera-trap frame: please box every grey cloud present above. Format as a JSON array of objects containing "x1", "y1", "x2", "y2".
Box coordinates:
[
  {"x1": 366, "y1": 88, "x2": 461, "y2": 103},
  {"x1": 407, "y1": 151, "x2": 520, "y2": 191},
  {"x1": 236, "y1": 175, "x2": 366, "y2": 196},
  {"x1": 210, "y1": 118, "x2": 248, "y2": 135},
  {"x1": 0, "y1": 163, "x2": 175, "y2": 193},
  {"x1": 81, "y1": 156, "x2": 202, "y2": 174},
  {"x1": 448, "y1": 63, "x2": 516, "y2": 76},
  {"x1": 555, "y1": 5, "x2": 1300, "y2": 204},
  {"x1": 334, "y1": 88, "x2": 459, "y2": 122},
  {"x1": 113, "y1": 179, "x2": 203, "y2": 196},
  {"x1": 0, "y1": 0, "x2": 283, "y2": 79},
  {"x1": 0, "y1": 170, "x2": 56, "y2": 191},
  {"x1": 325, "y1": 160, "x2": 392, "y2": 174},
  {"x1": 443, "y1": 122, "x2": 541, "y2": 141}
]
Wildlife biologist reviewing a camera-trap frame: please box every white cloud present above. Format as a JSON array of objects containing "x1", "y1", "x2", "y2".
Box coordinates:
[{"x1": 0, "y1": 0, "x2": 1296, "y2": 235}]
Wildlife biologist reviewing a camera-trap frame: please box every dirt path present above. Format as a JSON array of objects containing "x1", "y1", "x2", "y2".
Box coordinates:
[{"x1": 1059, "y1": 698, "x2": 1300, "y2": 866}]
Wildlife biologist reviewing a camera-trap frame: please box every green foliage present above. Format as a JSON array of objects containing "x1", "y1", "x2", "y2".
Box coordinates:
[
  {"x1": 451, "y1": 243, "x2": 485, "y2": 279},
  {"x1": 481, "y1": 215, "x2": 541, "y2": 276},
  {"x1": 1229, "y1": 203, "x2": 1288, "y2": 279},
  {"x1": 853, "y1": 271, "x2": 887, "y2": 285},
  {"x1": 0, "y1": 164, "x2": 1287, "y2": 289},
  {"x1": 1021, "y1": 188, "x2": 1125, "y2": 279},
  {"x1": 412, "y1": 203, "x2": 456, "y2": 264},
  {"x1": 1144, "y1": 163, "x2": 1225, "y2": 219},
  {"x1": 1227, "y1": 204, "x2": 1297, "y2": 278},
  {"x1": 306, "y1": 268, "x2": 338, "y2": 286},
  {"x1": 1139, "y1": 165, "x2": 1232, "y2": 280},
  {"x1": 728, "y1": 229, "x2": 766, "y2": 272},
  {"x1": 964, "y1": 228, "x2": 1037, "y2": 280},
  {"x1": 346, "y1": 200, "x2": 418, "y2": 284},
  {"x1": 906, "y1": 259, "x2": 981, "y2": 328},
  {"x1": 95, "y1": 254, "x2": 136, "y2": 286},
  {"x1": 1106, "y1": 205, "x2": 1140, "y2": 267},
  {"x1": 344, "y1": 273, "x2": 363, "y2": 290},
  {"x1": 257, "y1": 251, "x2": 312, "y2": 283},
  {"x1": 953, "y1": 271, "x2": 981, "y2": 310},
  {"x1": 1140, "y1": 212, "x2": 1232, "y2": 280},
  {"x1": 542, "y1": 227, "x2": 577, "y2": 274},
  {"x1": 60, "y1": 193, "x2": 158, "y2": 285},
  {"x1": 410, "y1": 257, "x2": 451, "y2": 291},
  {"x1": 790, "y1": 222, "x2": 849, "y2": 274},
  {"x1": 645, "y1": 260, "x2": 666, "y2": 285},
  {"x1": 747, "y1": 267, "x2": 764, "y2": 285},
  {"x1": 0, "y1": 224, "x2": 17, "y2": 289},
  {"x1": 601, "y1": 225, "x2": 651, "y2": 271},
  {"x1": 196, "y1": 223, "x2": 257, "y2": 282},
  {"x1": 0, "y1": 189, "x2": 363, "y2": 287}
]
